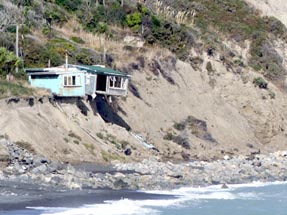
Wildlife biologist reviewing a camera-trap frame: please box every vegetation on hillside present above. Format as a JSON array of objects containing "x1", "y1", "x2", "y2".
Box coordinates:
[
  {"x1": 0, "y1": 47, "x2": 33, "y2": 98},
  {"x1": 153, "y1": 0, "x2": 287, "y2": 83},
  {"x1": 0, "y1": 47, "x2": 22, "y2": 78}
]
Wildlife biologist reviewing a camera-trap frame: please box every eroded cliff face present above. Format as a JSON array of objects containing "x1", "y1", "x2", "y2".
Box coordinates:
[
  {"x1": 0, "y1": 97, "x2": 155, "y2": 164},
  {"x1": 115, "y1": 49, "x2": 287, "y2": 161},
  {"x1": 1, "y1": 48, "x2": 287, "y2": 163},
  {"x1": 1, "y1": 0, "x2": 287, "y2": 164}
]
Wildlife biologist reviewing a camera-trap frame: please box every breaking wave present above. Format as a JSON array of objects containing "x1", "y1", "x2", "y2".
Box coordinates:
[{"x1": 28, "y1": 181, "x2": 287, "y2": 215}]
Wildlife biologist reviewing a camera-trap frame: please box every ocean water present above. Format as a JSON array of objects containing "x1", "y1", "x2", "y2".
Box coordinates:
[{"x1": 4, "y1": 181, "x2": 287, "y2": 215}]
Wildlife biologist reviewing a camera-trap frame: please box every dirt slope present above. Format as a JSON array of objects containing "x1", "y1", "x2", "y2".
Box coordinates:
[
  {"x1": 244, "y1": 0, "x2": 287, "y2": 27},
  {"x1": 117, "y1": 51, "x2": 287, "y2": 160},
  {"x1": 0, "y1": 97, "x2": 153, "y2": 164}
]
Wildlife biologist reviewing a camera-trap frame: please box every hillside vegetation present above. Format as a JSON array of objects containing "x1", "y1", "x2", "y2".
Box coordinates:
[
  {"x1": 1, "y1": 0, "x2": 287, "y2": 163},
  {"x1": 1, "y1": 0, "x2": 287, "y2": 84}
]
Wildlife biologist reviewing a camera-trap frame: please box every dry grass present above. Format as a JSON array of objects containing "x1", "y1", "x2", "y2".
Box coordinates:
[
  {"x1": 31, "y1": 30, "x2": 49, "y2": 44},
  {"x1": 34, "y1": 18, "x2": 175, "y2": 70},
  {"x1": 53, "y1": 19, "x2": 124, "y2": 54},
  {"x1": 15, "y1": 141, "x2": 36, "y2": 153},
  {"x1": 153, "y1": 0, "x2": 195, "y2": 25}
]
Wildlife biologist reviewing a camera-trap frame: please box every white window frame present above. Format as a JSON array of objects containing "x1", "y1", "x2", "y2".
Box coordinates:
[
  {"x1": 109, "y1": 76, "x2": 123, "y2": 89},
  {"x1": 63, "y1": 75, "x2": 79, "y2": 87}
]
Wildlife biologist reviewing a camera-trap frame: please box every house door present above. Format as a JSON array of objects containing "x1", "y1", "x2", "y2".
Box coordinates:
[{"x1": 96, "y1": 75, "x2": 107, "y2": 91}]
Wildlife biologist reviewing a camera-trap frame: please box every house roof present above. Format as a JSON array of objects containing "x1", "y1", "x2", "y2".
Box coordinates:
[
  {"x1": 25, "y1": 67, "x2": 86, "y2": 77},
  {"x1": 26, "y1": 64, "x2": 130, "y2": 78},
  {"x1": 72, "y1": 65, "x2": 129, "y2": 77}
]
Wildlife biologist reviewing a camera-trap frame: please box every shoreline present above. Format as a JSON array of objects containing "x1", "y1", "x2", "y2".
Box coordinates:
[
  {"x1": 1, "y1": 136, "x2": 287, "y2": 212},
  {"x1": 0, "y1": 149, "x2": 286, "y2": 190},
  {"x1": 0, "y1": 181, "x2": 175, "y2": 213}
]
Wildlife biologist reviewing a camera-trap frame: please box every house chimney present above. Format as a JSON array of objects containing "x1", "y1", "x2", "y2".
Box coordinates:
[{"x1": 65, "y1": 50, "x2": 68, "y2": 70}]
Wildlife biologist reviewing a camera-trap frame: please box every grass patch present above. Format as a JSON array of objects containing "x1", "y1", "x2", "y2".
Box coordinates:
[
  {"x1": 73, "y1": 140, "x2": 80, "y2": 145},
  {"x1": 62, "y1": 148, "x2": 70, "y2": 155},
  {"x1": 0, "y1": 134, "x2": 9, "y2": 139},
  {"x1": 15, "y1": 141, "x2": 35, "y2": 154},
  {"x1": 163, "y1": 132, "x2": 175, "y2": 141},
  {"x1": 173, "y1": 121, "x2": 185, "y2": 131},
  {"x1": 119, "y1": 140, "x2": 129, "y2": 150},
  {"x1": 0, "y1": 81, "x2": 34, "y2": 99},
  {"x1": 102, "y1": 133, "x2": 123, "y2": 150},
  {"x1": 101, "y1": 150, "x2": 122, "y2": 162},
  {"x1": 96, "y1": 132, "x2": 104, "y2": 139},
  {"x1": 83, "y1": 143, "x2": 95, "y2": 156},
  {"x1": 68, "y1": 131, "x2": 82, "y2": 141},
  {"x1": 253, "y1": 77, "x2": 268, "y2": 89}
]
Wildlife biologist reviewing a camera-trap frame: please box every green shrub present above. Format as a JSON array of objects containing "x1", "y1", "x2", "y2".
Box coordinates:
[
  {"x1": 55, "y1": 0, "x2": 82, "y2": 12},
  {"x1": 68, "y1": 131, "x2": 82, "y2": 141},
  {"x1": 84, "y1": 143, "x2": 95, "y2": 156},
  {"x1": 163, "y1": 132, "x2": 175, "y2": 141},
  {"x1": 73, "y1": 140, "x2": 80, "y2": 145},
  {"x1": 45, "y1": 7, "x2": 68, "y2": 24},
  {"x1": 126, "y1": 12, "x2": 142, "y2": 31},
  {"x1": 82, "y1": 3, "x2": 127, "y2": 33},
  {"x1": 96, "y1": 22, "x2": 108, "y2": 34},
  {"x1": 269, "y1": 90, "x2": 276, "y2": 99},
  {"x1": 173, "y1": 122, "x2": 185, "y2": 131},
  {"x1": 253, "y1": 77, "x2": 268, "y2": 89},
  {"x1": 23, "y1": 39, "x2": 63, "y2": 68},
  {"x1": 0, "y1": 47, "x2": 23, "y2": 77},
  {"x1": 70, "y1": 36, "x2": 85, "y2": 44},
  {"x1": 96, "y1": 132, "x2": 104, "y2": 139},
  {"x1": 206, "y1": 62, "x2": 213, "y2": 73},
  {"x1": 42, "y1": 26, "x2": 51, "y2": 36},
  {"x1": 101, "y1": 150, "x2": 122, "y2": 162}
]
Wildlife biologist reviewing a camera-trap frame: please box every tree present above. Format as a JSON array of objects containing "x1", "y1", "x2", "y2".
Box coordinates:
[{"x1": 0, "y1": 47, "x2": 22, "y2": 78}]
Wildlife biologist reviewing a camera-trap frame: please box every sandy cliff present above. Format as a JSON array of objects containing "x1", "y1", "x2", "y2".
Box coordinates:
[
  {"x1": 1, "y1": 50, "x2": 287, "y2": 163},
  {"x1": 245, "y1": 0, "x2": 287, "y2": 27}
]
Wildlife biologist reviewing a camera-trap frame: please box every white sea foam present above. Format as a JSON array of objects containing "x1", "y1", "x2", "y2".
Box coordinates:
[
  {"x1": 29, "y1": 199, "x2": 160, "y2": 215},
  {"x1": 29, "y1": 181, "x2": 287, "y2": 215}
]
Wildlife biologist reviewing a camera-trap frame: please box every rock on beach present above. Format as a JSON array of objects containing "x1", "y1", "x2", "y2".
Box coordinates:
[{"x1": 1, "y1": 137, "x2": 287, "y2": 190}]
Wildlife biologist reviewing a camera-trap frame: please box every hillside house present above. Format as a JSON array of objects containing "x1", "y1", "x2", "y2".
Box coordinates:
[
  {"x1": 73, "y1": 65, "x2": 130, "y2": 98},
  {"x1": 26, "y1": 64, "x2": 130, "y2": 98},
  {"x1": 26, "y1": 66, "x2": 86, "y2": 97}
]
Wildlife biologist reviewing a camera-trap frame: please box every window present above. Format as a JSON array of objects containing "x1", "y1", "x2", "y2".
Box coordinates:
[
  {"x1": 72, "y1": 76, "x2": 76, "y2": 85},
  {"x1": 64, "y1": 75, "x2": 77, "y2": 86},
  {"x1": 115, "y1": 77, "x2": 121, "y2": 88},
  {"x1": 110, "y1": 76, "x2": 115, "y2": 87},
  {"x1": 109, "y1": 76, "x2": 123, "y2": 89}
]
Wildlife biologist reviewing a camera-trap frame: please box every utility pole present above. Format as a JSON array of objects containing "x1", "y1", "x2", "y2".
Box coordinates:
[
  {"x1": 103, "y1": 44, "x2": 106, "y2": 65},
  {"x1": 15, "y1": 24, "x2": 19, "y2": 73}
]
